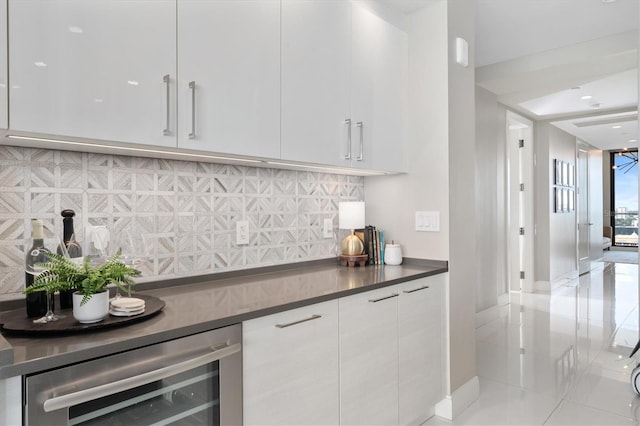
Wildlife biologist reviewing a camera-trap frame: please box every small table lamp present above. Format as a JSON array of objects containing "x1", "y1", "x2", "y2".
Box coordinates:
[{"x1": 338, "y1": 201, "x2": 366, "y2": 266}]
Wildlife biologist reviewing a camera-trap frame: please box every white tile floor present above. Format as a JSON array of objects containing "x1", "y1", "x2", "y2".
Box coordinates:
[{"x1": 426, "y1": 261, "x2": 640, "y2": 426}]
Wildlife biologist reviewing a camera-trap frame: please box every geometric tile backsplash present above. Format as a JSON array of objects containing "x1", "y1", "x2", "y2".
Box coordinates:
[{"x1": 0, "y1": 145, "x2": 364, "y2": 300}]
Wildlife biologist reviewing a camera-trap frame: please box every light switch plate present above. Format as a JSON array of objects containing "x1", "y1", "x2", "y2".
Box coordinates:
[
  {"x1": 236, "y1": 220, "x2": 249, "y2": 245},
  {"x1": 415, "y1": 211, "x2": 440, "y2": 232},
  {"x1": 323, "y1": 218, "x2": 333, "y2": 239}
]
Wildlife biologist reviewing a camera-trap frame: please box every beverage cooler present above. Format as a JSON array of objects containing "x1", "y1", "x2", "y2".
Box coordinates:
[{"x1": 24, "y1": 324, "x2": 242, "y2": 426}]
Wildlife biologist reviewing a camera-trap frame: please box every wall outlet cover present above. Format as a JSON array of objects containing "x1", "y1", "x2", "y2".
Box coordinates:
[
  {"x1": 323, "y1": 218, "x2": 333, "y2": 238},
  {"x1": 236, "y1": 220, "x2": 249, "y2": 245}
]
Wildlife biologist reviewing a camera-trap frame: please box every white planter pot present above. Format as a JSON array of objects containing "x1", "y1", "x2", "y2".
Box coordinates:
[{"x1": 72, "y1": 290, "x2": 109, "y2": 323}]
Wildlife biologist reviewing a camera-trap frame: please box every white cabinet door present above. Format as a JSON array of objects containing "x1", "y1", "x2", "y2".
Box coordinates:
[
  {"x1": 398, "y1": 276, "x2": 444, "y2": 425},
  {"x1": 351, "y1": 3, "x2": 407, "y2": 172},
  {"x1": 0, "y1": 0, "x2": 7, "y2": 129},
  {"x1": 9, "y1": 0, "x2": 176, "y2": 147},
  {"x1": 0, "y1": 377, "x2": 21, "y2": 426},
  {"x1": 281, "y1": 0, "x2": 351, "y2": 168},
  {"x1": 339, "y1": 287, "x2": 399, "y2": 425},
  {"x1": 177, "y1": 0, "x2": 280, "y2": 159},
  {"x1": 243, "y1": 300, "x2": 339, "y2": 426}
]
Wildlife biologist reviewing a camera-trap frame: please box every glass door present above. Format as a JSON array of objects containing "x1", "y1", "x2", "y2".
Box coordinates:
[
  {"x1": 610, "y1": 150, "x2": 638, "y2": 247},
  {"x1": 68, "y1": 362, "x2": 220, "y2": 425}
]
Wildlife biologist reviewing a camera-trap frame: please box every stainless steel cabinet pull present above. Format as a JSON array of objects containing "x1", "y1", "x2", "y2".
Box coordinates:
[
  {"x1": 344, "y1": 118, "x2": 352, "y2": 160},
  {"x1": 356, "y1": 122, "x2": 363, "y2": 161},
  {"x1": 403, "y1": 285, "x2": 430, "y2": 294},
  {"x1": 275, "y1": 314, "x2": 322, "y2": 328},
  {"x1": 163, "y1": 74, "x2": 170, "y2": 136},
  {"x1": 368, "y1": 293, "x2": 399, "y2": 303},
  {"x1": 43, "y1": 342, "x2": 241, "y2": 413},
  {"x1": 188, "y1": 81, "x2": 196, "y2": 139}
]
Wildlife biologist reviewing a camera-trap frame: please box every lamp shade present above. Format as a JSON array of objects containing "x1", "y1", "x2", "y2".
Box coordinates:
[{"x1": 339, "y1": 201, "x2": 365, "y2": 230}]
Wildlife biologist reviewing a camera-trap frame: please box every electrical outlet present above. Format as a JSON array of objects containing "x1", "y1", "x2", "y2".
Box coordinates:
[
  {"x1": 323, "y1": 218, "x2": 333, "y2": 238},
  {"x1": 236, "y1": 220, "x2": 249, "y2": 245}
]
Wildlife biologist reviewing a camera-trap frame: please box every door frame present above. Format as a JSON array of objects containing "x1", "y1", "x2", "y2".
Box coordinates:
[{"x1": 506, "y1": 111, "x2": 534, "y2": 292}]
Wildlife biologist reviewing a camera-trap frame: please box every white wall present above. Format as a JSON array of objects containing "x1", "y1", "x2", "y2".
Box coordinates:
[
  {"x1": 535, "y1": 123, "x2": 578, "y2": 287},
  {"x1": 364, "y1": 2, "x2": 449, "y2": 261},
  {"x1": 474, "y1": 86, "x2": 506, "y2": 313},
  {"x1": 364, "y1": 0, "x2": 477, "y2": 408},
  {"x1": 446, "y1": 0, "x2": 476, "y2": 394}
]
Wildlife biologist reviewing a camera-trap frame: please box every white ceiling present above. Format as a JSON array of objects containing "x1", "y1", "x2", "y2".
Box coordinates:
[{"x1": 378, "y1": 0, "x2": 639, "y2": 151}]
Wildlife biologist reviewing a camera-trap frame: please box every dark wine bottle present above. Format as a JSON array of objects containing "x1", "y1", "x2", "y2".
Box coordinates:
[
  {"x1": 57, "y1": 209, "x2": 82, "y2": 309},
  {"x1": 25, "y1": 219, "x2": 50, "y2": 317}
]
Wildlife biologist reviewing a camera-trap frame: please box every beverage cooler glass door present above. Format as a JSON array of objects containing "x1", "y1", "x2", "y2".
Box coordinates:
[{"x1": 25, "y1": 324, "x2": 242, "y2": 426}]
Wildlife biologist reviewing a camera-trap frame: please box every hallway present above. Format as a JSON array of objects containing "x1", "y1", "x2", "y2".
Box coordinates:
[{"x1": 427, "y1": 261, "x2": 640, "y2": 425}]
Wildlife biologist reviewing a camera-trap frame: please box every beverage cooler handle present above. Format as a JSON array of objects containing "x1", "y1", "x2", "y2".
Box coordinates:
[{"x1": 42, "y1": 342, "x2": 241, "y2": 413}]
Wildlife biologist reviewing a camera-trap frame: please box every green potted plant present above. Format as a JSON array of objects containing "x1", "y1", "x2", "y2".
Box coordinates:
[{"x1": 25, "y1": 249, "x2": 141, "y2": 323}]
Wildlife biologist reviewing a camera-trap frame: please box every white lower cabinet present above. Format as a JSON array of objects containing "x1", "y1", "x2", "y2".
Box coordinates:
[
  {"x1": 0, "y1": 376, "x2": 21, "y2": 426},
  {"x1": 242, "y1": 275, "x2": 444, "y2": 426},
  {"x1": 398, "y1": 277, "x2": 443, "y2": 425},
  {"x1": 243, "y1": 300, "x2": 339, "y2": 425},
  {"x1": 339, "y1": 286, "x2": 400, "y2": 425}
]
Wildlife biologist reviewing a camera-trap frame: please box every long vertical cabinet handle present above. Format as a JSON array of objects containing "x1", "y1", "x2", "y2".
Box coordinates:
[
  {"x1": 344, "y1": 118, "x2": 352, "y2": 160},
  {"x1": 188, "y1": 81, "x2": 196, "y2": 139},
  {"x1": 356, "y1": 122, "x2": 364, "y2": 161},
  {"x1": 163, "y1": 75, "x2": 170, "y2": 136}
]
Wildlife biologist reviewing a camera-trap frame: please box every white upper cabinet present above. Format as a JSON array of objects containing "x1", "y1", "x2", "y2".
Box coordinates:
[
  {"x1": 281, "y1": 0, "x2": 352, "y2": 168},
  {"x1": 282, "y1": 1, "x2": 406, "y2": 172},
  {"x1": 8, "y1": 0, "x2": 177, "y2": 147},
  {"x1": 177, "y1": 0, "x2": 280, "y2": 159},
  {"x1": 351, "y1": 2, "x2": 407, "y2": 172},
  {"x1": 0, "y1": 0, "x2": 7, "y2": 130}
]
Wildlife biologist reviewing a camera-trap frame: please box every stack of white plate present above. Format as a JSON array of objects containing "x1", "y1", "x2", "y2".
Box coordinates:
[{"x1": 110, "y1": 297, "x2": 145, "y2": 317}]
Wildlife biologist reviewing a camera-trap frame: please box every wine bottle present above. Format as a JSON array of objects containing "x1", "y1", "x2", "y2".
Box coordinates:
[
  {"x1": 57, "y1": 209, "x2": 82, "y2": 309},
  {"x1": 25, "y1": 219, "x2": 50, "y2": 317}
]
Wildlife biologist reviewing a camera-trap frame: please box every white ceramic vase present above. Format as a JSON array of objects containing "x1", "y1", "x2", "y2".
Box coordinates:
[
  {"x1": 72, "y1": 290, "x2": 109, "y2": 323},
  {"x1": 384, "y1": 243, "x2": 403, "y2": 265}
]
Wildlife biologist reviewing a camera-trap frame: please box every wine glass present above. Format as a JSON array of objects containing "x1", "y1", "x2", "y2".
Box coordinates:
[
  {"x1": 26, "y1": 263, "x2": 66, "y2": 324},
  {"x1": 115, "y1": 230, "x2": 149, "y2": 297}
]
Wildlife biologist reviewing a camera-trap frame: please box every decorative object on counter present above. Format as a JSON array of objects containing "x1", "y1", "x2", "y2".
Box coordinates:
[
  {"x1": 24, "y1": 249, "x2": 141, "y2": 324},
  {"x1": 339, "y1": 254, "x2": 368, "y2": 267},
  {"x1": 72, "y1": 290, "x2": 109, "y2": 324},
  {"x1": 356, "y1": 225, "x2": 385, "y2": 265},
  {"x1": 338, "y1": 201, "x2": 365, "y2": 268},
  {"x1": 25, "y1": 219, "x2": 50, "y2": 318},
  {"x1": 0, "y1": 294, "x2": 164, "y2": 335},
  {"x1": 384, "y1": 241, "x2": 403, "y2": 265},
  {"x1": 57, "y1": 209, "x2": 83, "y2": 309},
  {"x1": 109, "y1": 297, "x2": 146, "y2": 317}
]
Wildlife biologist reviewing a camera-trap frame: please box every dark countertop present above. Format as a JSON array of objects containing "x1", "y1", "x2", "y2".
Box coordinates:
[{"x1": 0, "y1": 258, "x2": 447, "y2": 379}]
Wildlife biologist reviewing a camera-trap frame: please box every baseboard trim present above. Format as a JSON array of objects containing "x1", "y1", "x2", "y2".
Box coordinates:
[
  {"x1": 434, "y1": 376, "x2": 479, "y2": 420},
  {"x1": 475, "y1": 304, "x2": 500, "y2": 328}
]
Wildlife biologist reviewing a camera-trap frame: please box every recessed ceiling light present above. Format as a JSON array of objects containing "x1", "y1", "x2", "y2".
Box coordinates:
[
  {"x1": 602, "y1": 0, "x2": 617, "y2": 3},
  {"x1": 581, "y1": 95, "x2": 592, "y2": 100},
  {"x1": 629, "y1": 139, "x2": 638, "y2": 143},
  {"x1": 612, "y1": 125, "x2": 622, "y2": 129},
  {"x1": 34, "y1": 61, "x2": 47, "y2": 67}
]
